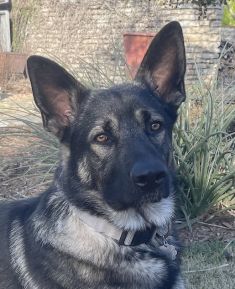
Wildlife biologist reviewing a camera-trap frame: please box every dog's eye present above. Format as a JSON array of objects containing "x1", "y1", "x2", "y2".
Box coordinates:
[
  {"x1": 95, "y1": 134, "x2": 109, "y2": 143},
  {"x1": 150, "y1": 121, "x2": 161, "y2": 131}
]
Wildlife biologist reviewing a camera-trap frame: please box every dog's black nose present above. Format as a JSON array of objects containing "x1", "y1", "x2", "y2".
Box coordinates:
[{"x1": 130, "y1": 162, "x2": 167, "y2": 189}]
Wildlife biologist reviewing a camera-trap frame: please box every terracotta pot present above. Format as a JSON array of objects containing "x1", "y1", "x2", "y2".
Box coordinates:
[
  {"x1": 123, "y1": 33, "x2": 156, "y2": 79},
  {"x1": 0, "y1": 52, "x2": 28, "y2": 86},
  {"x1": 0, "y1": 52, "x2": 28, "y2": 74}
]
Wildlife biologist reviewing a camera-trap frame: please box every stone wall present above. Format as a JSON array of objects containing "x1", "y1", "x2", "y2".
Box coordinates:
[
  {"x1": 158, "y1": 3, "x2": 222, "y2": 83},
  {"x1": 221, "y1": 26, "x2": 235, "y2": 46},
  {"x1": 22, "y1": 0, "x2": 223, "y2": 86}
]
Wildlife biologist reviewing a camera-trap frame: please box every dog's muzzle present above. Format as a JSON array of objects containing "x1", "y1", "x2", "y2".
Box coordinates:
[{"x1": 130, "y1": 160, "x2": 169, "y2": 200}]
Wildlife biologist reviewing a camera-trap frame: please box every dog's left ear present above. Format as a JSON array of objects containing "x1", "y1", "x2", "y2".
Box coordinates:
[
  {"x1": 135, "y1": 21, "x2": 186, "y2": 108},
  {"x1": 27, "y1": 56, "x2": 88, "y2": 140}
]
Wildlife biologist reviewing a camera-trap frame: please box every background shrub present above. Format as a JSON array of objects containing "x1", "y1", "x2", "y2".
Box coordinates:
[{"x1": 174, "y1": 79, "x2": 235, "y2": 221}]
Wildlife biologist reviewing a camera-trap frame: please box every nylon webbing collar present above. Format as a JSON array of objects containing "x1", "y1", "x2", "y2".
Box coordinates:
[{"x1": 76, "y1": 209, "x2": 169, "y2": 246}]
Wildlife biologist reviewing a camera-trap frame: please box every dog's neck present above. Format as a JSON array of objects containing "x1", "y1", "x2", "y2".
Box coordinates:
[{"x1": 76, "y1": 209, "x2": 170, "y2": 246}]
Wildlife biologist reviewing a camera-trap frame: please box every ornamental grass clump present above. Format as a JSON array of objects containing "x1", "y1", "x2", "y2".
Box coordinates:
[{"x1": 174, "y1": 82, "x2": 235, "y2": 220}]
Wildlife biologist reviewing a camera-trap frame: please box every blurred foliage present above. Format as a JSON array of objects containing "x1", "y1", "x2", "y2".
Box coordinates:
[
  {"x1": 11, "y1": 0, "x2": 38, "y2": 52},
  {"x1": 222, "y1": 0, "x2": 235, "y2": 26}
]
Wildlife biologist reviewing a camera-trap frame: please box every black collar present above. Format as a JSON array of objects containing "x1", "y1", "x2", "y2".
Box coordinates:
[{"x1": 76, "y1": 209, "x2": 170, "y2": 246}]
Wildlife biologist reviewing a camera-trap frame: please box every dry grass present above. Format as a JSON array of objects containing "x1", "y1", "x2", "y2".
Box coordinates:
[
  {"x1": 183, "y1": 241, "x2": 235, "y2": 289},
  {"x1": 0, "y1": 133, "x2": 58, "y2": 199},
  {"x1": 0, "y1": 82, "x2": 58, "y2": 199}
]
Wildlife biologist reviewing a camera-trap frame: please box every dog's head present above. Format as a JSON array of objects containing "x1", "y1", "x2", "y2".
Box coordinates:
[{"x1": 27, "y1": 22, "x2": 186, "y2": 230}]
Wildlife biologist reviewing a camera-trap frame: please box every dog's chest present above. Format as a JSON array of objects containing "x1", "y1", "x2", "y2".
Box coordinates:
[
  {"x1": 48, "y1": 251, "x2": 166, "y2": 289},
  {"x1": 36, "y1": 213, "x2": 169, "y2": 287}
]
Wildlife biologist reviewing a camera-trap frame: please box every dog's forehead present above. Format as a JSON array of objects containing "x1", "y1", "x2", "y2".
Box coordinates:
[{"x1": 83, "y1": 83, "x2": 164, "y2": 118}]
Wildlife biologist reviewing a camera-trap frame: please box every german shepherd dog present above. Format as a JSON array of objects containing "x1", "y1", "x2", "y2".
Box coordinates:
[{"x1": 0, "y1": 21, "x2": 186, "y2": 289}]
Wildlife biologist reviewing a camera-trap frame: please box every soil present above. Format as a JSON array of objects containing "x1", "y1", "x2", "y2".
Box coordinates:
[{"x1": 179, "y1": 213, "x2": 235, "y2": 245}]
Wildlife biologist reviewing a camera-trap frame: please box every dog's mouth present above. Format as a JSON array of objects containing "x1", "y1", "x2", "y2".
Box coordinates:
[
  {"x1": 103, "y1": 176, "x2": 171, "y2": 211},
  {"x1": 105, "y1": 193, "x2": 161, "y2": 211},
  {"x1": 135, "y1": 191, "x2": 163, "y2": 207},
  {"x1": 134, "y1": 180, "x2": 171, "y2": 207}
]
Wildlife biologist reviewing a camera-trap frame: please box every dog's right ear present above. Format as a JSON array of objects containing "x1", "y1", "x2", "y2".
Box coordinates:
[
  {"x1": 135, "y1": 21, "x2": 186, "y2": 109},
  {"x1": 27, "y1": 56, "x2": 88, "y2": 140}
]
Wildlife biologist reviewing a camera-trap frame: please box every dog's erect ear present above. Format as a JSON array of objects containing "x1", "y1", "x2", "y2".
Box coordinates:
[
  {"x1": 135, "y1": 21, "x2": 186, "y2": 108},
  {"x1": 27, "y1": 56, "x2": 87, "y2": 139}
]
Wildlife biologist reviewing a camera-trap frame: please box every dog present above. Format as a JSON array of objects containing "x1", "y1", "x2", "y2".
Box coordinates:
[{"x1": 0, "y1": 21, "x2": 186, "y2": 289}]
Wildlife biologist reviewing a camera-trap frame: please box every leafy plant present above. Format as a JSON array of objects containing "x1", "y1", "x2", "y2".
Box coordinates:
[
  {"x1": 222, "y1": 0, "x2": 235, "y2": 26},
  {"x1": 174, "y1": 80, "x2": 235, "y2": 220}
]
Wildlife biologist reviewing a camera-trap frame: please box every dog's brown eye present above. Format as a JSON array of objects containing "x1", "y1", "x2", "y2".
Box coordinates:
[
  {"x1": 151, "y1": 121, "x2": 161, "y2": 131},
  {"x1": 95, "y1": 134, "x2": 109, "y2": 143}
]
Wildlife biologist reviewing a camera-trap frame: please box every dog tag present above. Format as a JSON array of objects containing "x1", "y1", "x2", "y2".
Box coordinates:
[{"x1": 159, "y1": 243, "x2": 177, "y2": 260}]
